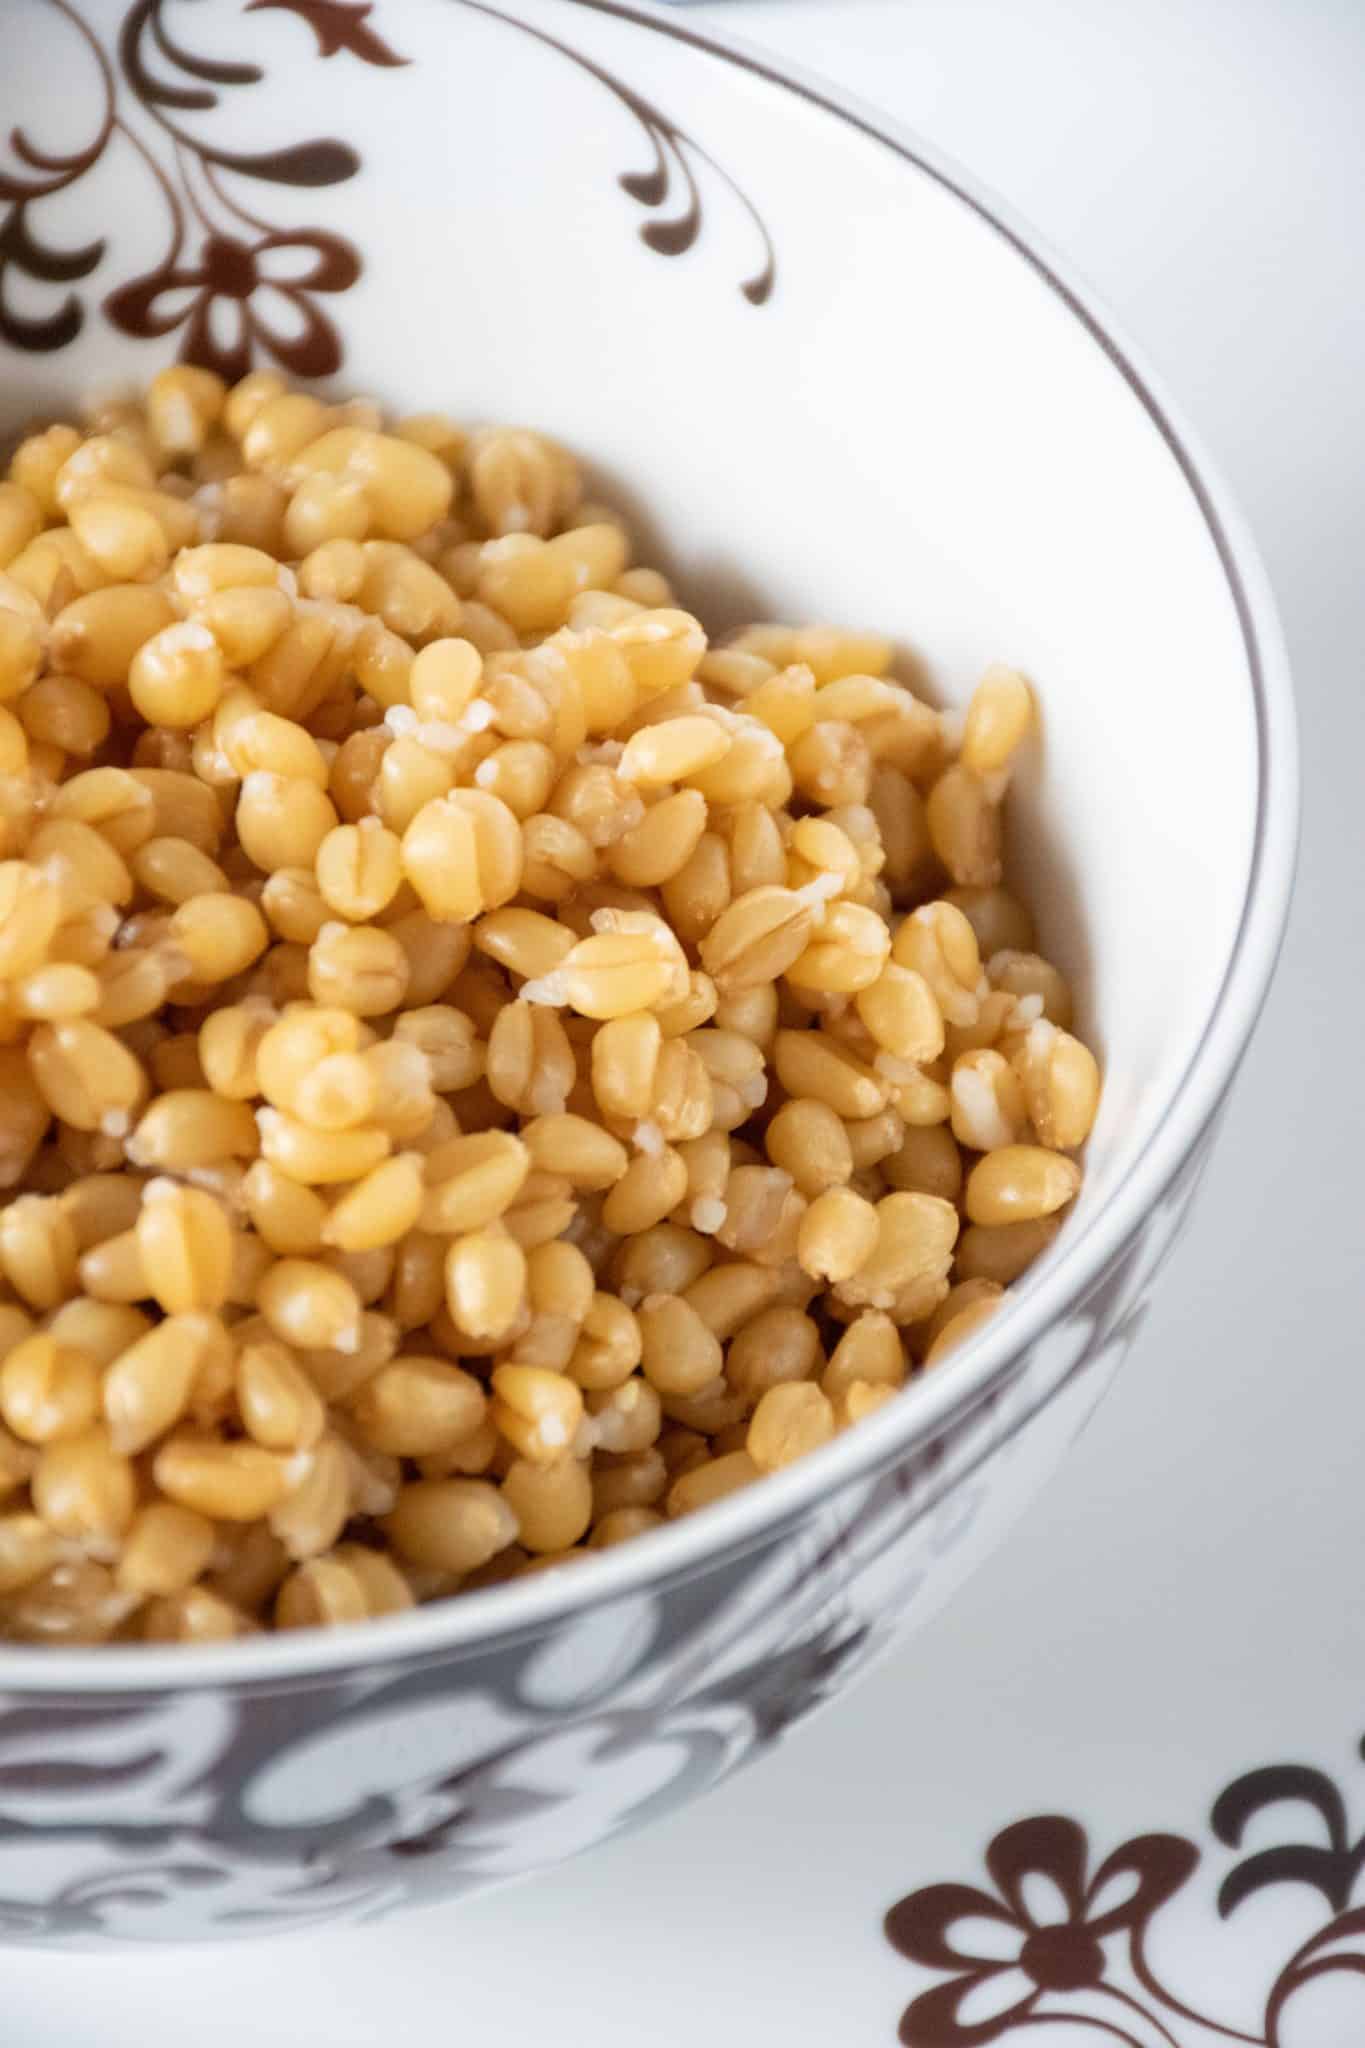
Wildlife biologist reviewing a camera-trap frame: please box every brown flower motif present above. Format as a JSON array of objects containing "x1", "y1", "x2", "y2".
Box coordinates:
[
  {"x1": 104, "y1": 229, "x2": 360, "y2": 384},
  {"x1": 884, "y1": 1814, "x2": 1198, "y2": 2045}
]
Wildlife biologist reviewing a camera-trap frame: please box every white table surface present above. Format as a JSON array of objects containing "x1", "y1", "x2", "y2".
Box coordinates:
[{"x1": 8, "y1": 0, "x2": 1361, "y2": 2039}]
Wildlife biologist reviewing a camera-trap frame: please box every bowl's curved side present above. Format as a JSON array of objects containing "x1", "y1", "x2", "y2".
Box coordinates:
[{"x1": 0, "y1": 1115, "x2": 1219, "y2": 1943}]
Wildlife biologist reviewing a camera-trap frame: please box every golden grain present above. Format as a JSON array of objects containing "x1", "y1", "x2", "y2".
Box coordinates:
[{"x1": 0, "y1": 375, "x2": 1096, "y2": 1638}]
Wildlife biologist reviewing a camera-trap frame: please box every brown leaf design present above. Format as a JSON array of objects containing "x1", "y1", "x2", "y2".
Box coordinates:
[
  {"x1": 206, "y1": 139, "x2": 361, "y2": 188},
  {"x1": 0, "y1": 208, "x2": 105, "y2": 351},
  {"x1": 244, "y1": 0, "x2": 410, "y2": 66},
  {"x1": 1214, "y1": 1762, "x2": 1363, "y2": 1916}
]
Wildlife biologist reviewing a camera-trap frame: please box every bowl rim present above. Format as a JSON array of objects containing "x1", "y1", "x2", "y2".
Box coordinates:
[{"x1": 0, "y1": 0, "x2": 1298, "y2": 1693}]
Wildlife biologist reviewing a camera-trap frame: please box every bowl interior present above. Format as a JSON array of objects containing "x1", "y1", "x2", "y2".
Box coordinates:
[{"x1": 1, "y1": 0, "x2": 1260, "y2": 1255}]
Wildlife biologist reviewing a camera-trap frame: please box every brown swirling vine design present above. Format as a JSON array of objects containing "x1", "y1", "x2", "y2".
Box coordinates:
[
  {"x1": 885, "y1": 1736, "x2": 1365, "y2": 2046},
  {"x1": 455, "y1": 0, "x2": 775, "y2": 304},
  {"x1": 0, "y1": 0, "x2": 402, "y2": 379},
  {"x1": 0, "y1": 0, "x2": 774, "y2": 380}
]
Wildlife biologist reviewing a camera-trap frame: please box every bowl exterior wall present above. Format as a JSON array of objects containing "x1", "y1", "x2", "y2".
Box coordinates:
[{"x1": 0, "y1": 1111, "x2": 1218, "y2": 1945}]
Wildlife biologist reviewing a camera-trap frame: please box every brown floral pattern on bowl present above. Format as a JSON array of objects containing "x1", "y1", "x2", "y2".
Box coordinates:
[{"x1": 0, "y1": 0, "x2": 774, "y2": 381}]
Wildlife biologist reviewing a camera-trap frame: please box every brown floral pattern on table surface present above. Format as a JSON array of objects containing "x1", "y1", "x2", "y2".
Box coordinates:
[
  {"x1": 1, "y1": 0, "x2": 775, "y2": 380},
  {"x1": 886, "y1": 1737, "x2": 1365, "y2": 2045}
]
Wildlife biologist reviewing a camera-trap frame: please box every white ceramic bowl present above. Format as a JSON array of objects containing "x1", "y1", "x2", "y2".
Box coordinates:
[{"x1": 0, "y1": 0, "x2": 1294, "y2": 1945}]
